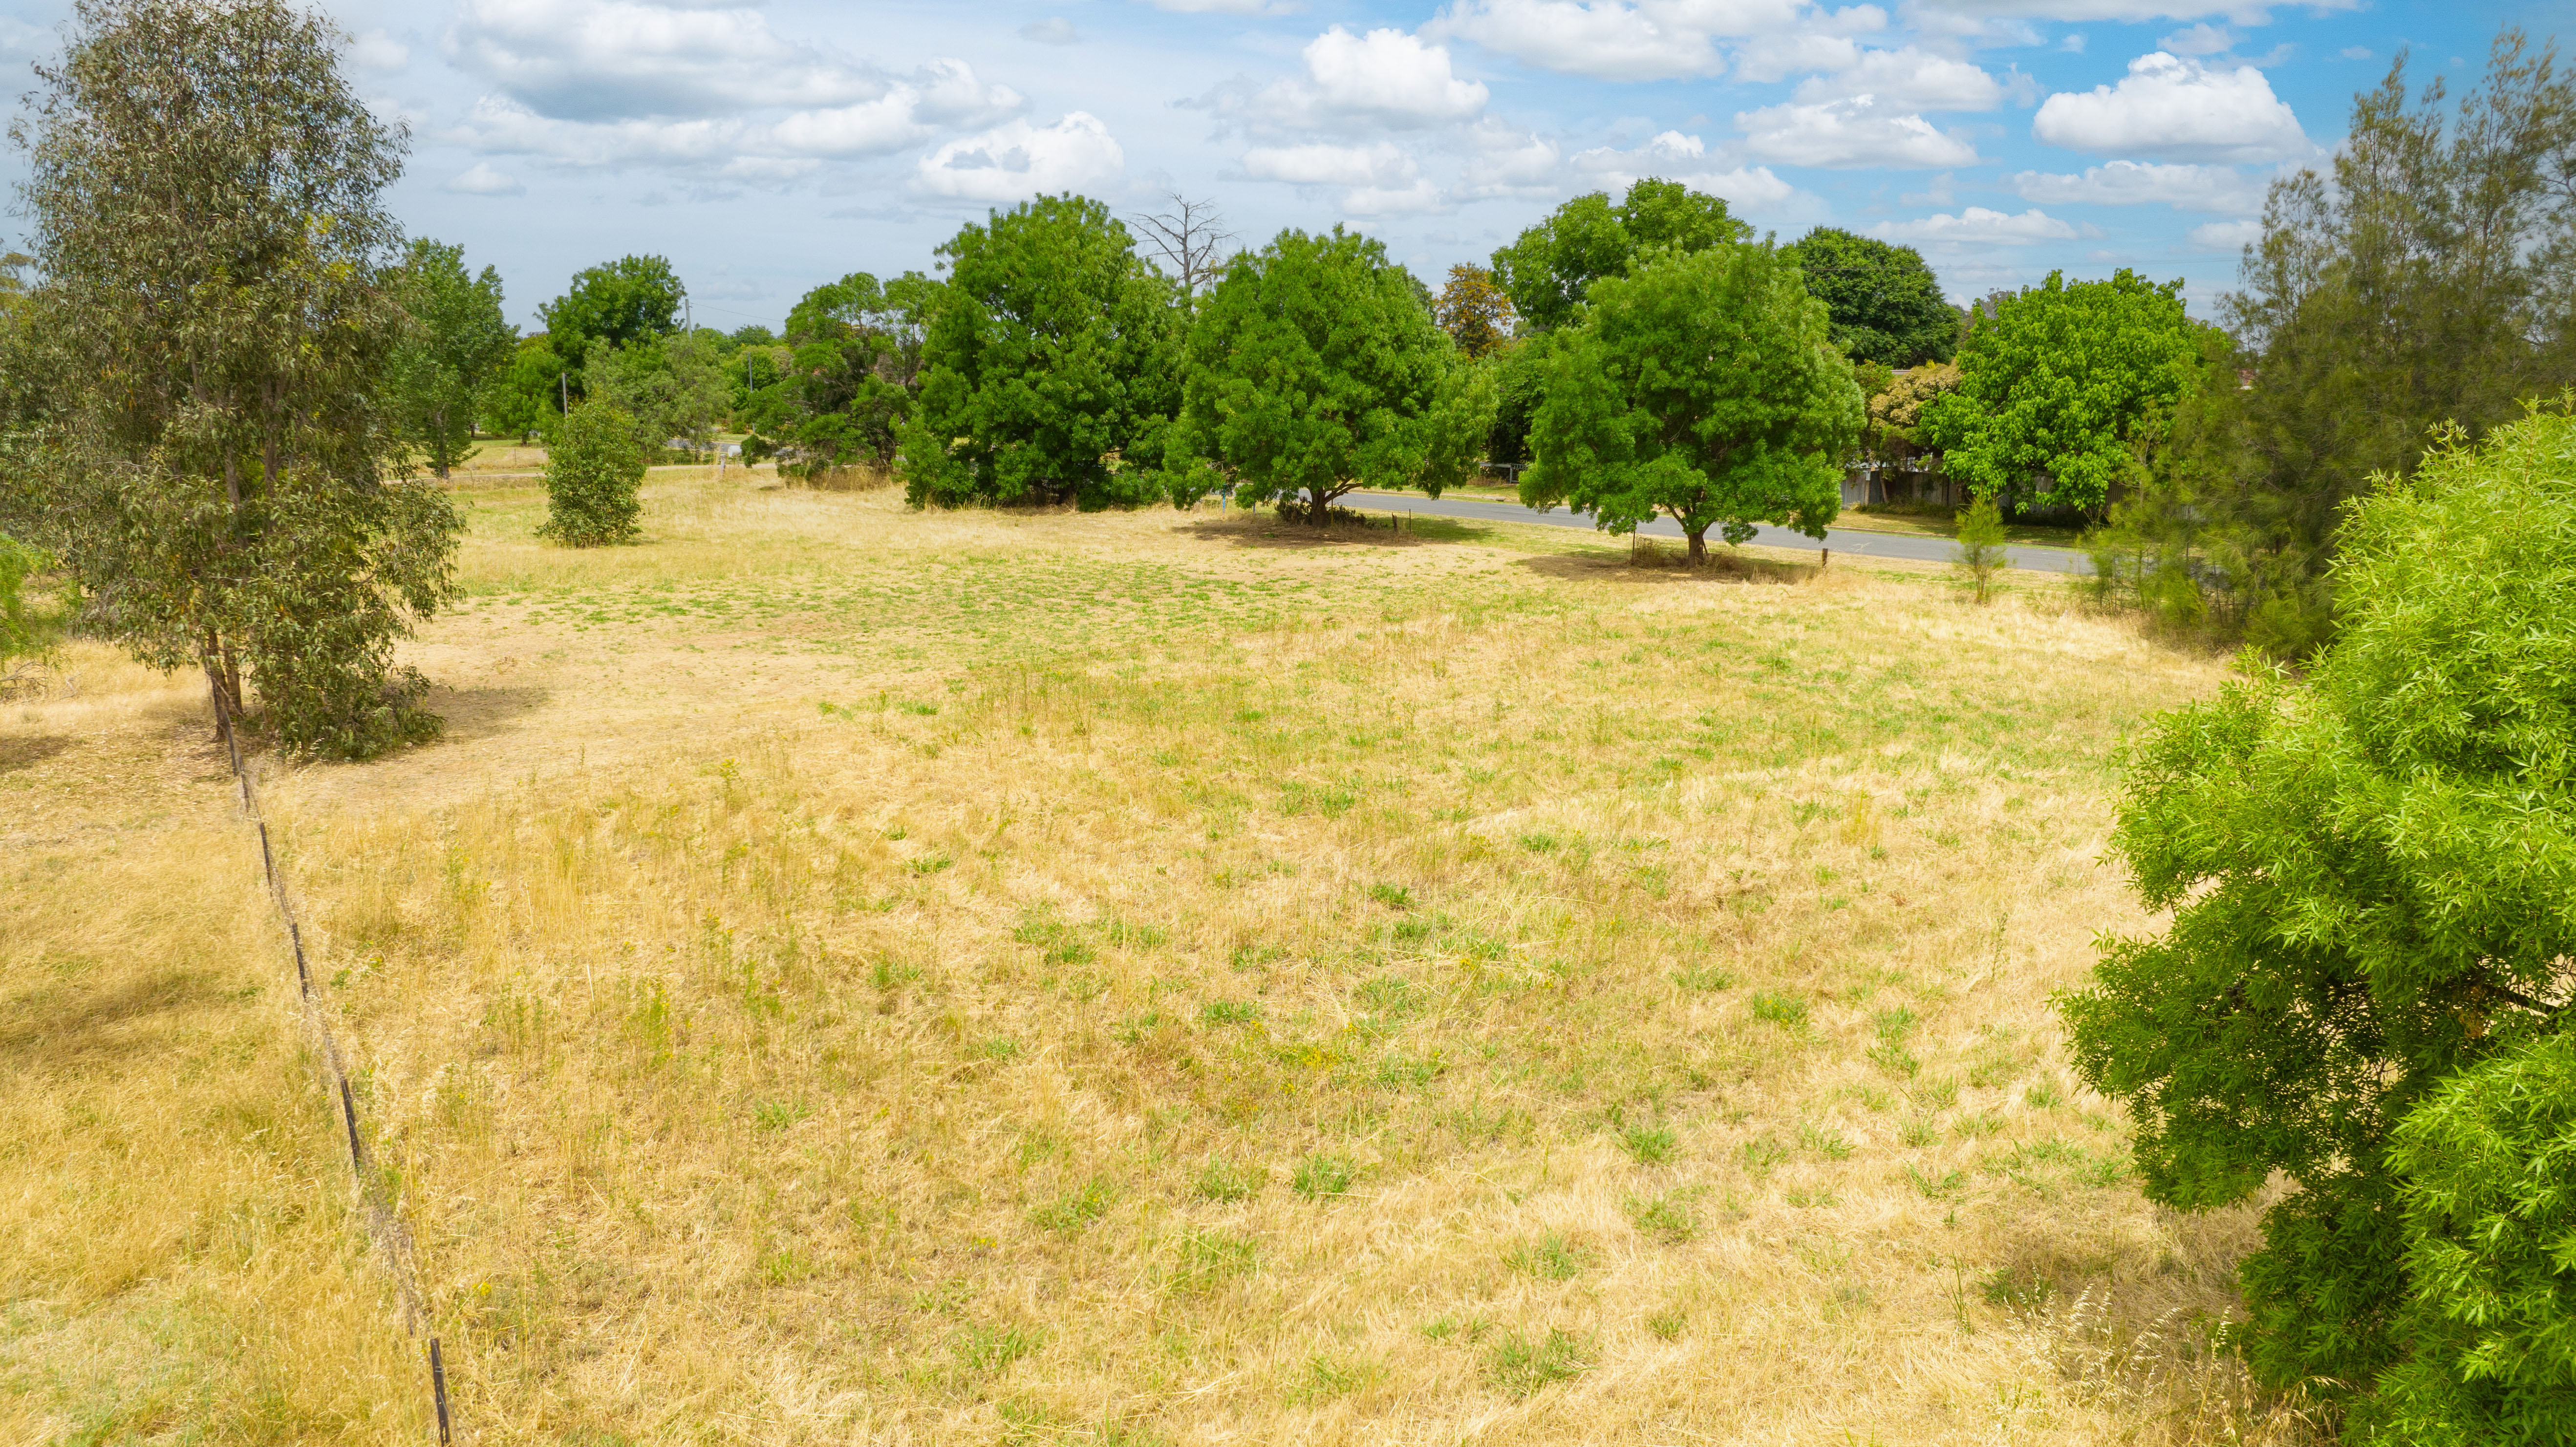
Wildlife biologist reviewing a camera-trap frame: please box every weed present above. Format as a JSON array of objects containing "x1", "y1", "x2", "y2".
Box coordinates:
[
  {"x1": 1741, "y1": 1135, "x2": 1790, "y2": 1179},
  {"x1": 1517, "y1": 831, "x2": 1558, "y2": 852},
  {"x1": 1672, "y1": 965, "x2": 1734, "y2": 991},
  {"x1": 1645, "y1": 1309, "x2": 1688, "y2": 1341},
  {"x1": 1979, "y1": 1265, "x2": 2053, "y2": 1312},
  {"x1": 1503, "y1": 1232, "x2": 1595, "y2": 1280},
  {"x1": 2025, "y1": 1080, "x2": 2064, "y2": 1109},
  {"x1": 1799, "y1": 1122, "x2": 1853, "y2": 1159},
  {"x1": 1291, "y1": 1154, "x2": 1354, "y2": 1200},
  {"x1": 1199, "y1": 999, "x2": 1262, "y2": 1026},
  {"x1": 1618, "y1": 1123, "x2": 1677, "y2": 1165},
  {"x1": 955, "y1": 1322, "x2": 1046, "y2": 1376},
  {"x1": 1030, "y1": 1178, "x2": 1115, "y2": 1234},
  {"x1": 1195, "y1": 1159, "x2": 1263, "y2": 1203},
  {"x1": 1627, "y1": 1191, "x2": 1700, "y2": 1243},
  {"x1": 1172, "y1": 1228, "x2": 1257, "y2": 1291},
  {"x1": 1750, "y1": 992, "x2": 1809, "y2": 1030},
  {"x1": 751, "y1": 1100, "x2": 810, "y2": 1132},
  {"x1": 1367, "y1": 882, "x2": 1414, "y2": 910},
  {"x1": 1486, "y1": 1328, "x2": 1596, "y2": 1398},
  {"x1": 1907, "y1": 1165, "x2": 1966, "y2": 1199},
  {"x1": 908, "y1": 851, "x2": 953, "y2": 875}
]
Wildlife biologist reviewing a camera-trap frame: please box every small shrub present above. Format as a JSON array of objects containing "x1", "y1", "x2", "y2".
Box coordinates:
[
  {"x1": 1953, "y1": 495, "x2": 2007, "y2": 603},
  {"x1": 1291, "y1": 1154, "x2": 1354, "y2": 1199},
  {"x1": 539, "y1": 402, "x2": 646, "y2": 546}
]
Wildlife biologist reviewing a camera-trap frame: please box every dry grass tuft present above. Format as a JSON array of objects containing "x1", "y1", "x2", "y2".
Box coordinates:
[{"x1": 6, "y1": 472, "x2": 2301, "y2": 1444}]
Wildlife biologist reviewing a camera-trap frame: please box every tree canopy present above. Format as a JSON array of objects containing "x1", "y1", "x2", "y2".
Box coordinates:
[
  {"x1": 1781, "y1": 227, "x2": 1956, "y2": 368},
  {"x1": 540, "y1": 254, "x2": 686, "y2": 370},
  {"x1": 2098, "y1": 30, "x2": 2576, "y2": 653},
  {"x1": 387, "y1": 237, "x2": 515, "y2": 477},
  {"x1": 1922, "y1": 269, "x2": 2200, "y2": 518},
  {"x1": 2063, "y1": 403, "x2": 2576, "y2": 1433},
  {"x1": 1433, "y1": 263, "x2": 1515, "y2": 359},
  {"x1": 1490, "y1": 178, "x2": 1752, "y2": 334},
  {"x1": 1177, "y1": 227, "x2": 1492, "y2": 524},
  {"x1": 1522, "y1": 243, "x2": 1859, "y2": 563},
  {"x1": 763, "y1": 270, "x2": 935, "y2": 477},
  {"x1": 3, "y1": 0, "x2": 456, "y2": 757},
  {"x1": 900, "y1": 194, "x2": 1182, "y2": 510}
]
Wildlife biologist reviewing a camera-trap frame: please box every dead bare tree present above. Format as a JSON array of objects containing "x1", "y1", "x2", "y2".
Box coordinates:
[{"x1": 1130, "y1": 192, "x2": 1239, "y2": 298}]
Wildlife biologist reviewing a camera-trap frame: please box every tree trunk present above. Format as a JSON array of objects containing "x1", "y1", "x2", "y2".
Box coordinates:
[
  {"x1": 1686, "y1": 527, "x2": 1708, "y2": 565},
  {"x1": 1309, "y1": 488, "x2": 1333, "y2": 526}
]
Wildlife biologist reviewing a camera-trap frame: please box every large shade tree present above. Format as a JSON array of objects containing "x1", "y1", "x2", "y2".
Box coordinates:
[
  {"x1": 900, "y1": 194, "x2": 1182, "y2": 510},
  {"x1": 1175, "y1": 227, "x2": 1493, "y2": 525},
  {"x1": 1922, "y1": 269, "x2": 2200, "y2": 519},
  {"x1": 386, "y1": 237, "x2": 515, "y2": 477},
  {"x1": 1490, "y1": 178, "x2": 1751, "y2": 334},
  {"x1": 765, "y1": 270, "x2": 936, "y2": 477},
  {"x1": 2, "y1": 0, "x2": 458, "y2": 757},
  {"x1": 1521, "y1": 243, "x2": 1859, "y2": 563},
  {"x1": 1781, "y1": 227, "x2": 1956, "y2": 368},
  {"x1": 2063, "y1": 404, "x2": 2576, "y2": 1438}
]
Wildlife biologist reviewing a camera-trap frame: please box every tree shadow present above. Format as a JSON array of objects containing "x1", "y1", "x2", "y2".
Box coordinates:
[
  {"x1": 1176, "y1": 511, "x2": 1491, "y2": 551},
  {"x1": 0, "y1": 969, "x2": 232, "y2": 1068},
  {"x1": 1512, "y1": 546, "x2": 1817, "y2": 587},
  {"x1": 417, "y1": 683, "x2": 551, "y2": 745},
  {"x1": 0, "y1": 735, "x2": 74, "y2": 774}
]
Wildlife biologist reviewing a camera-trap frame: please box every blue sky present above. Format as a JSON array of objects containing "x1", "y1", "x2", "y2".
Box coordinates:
[{"x1": 0, "y1": 0, "x2": 2559, "y2": 332}]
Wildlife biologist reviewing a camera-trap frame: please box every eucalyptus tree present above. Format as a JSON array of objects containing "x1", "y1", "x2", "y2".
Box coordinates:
[{"x1": 6, "y1": 0, "x2": 458, "y2": 756}]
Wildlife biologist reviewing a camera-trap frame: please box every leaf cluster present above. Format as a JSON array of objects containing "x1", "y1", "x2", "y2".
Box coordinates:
[
  {"x1": 539, "y1": 402, "x2": 646, "y2": 547},
  {"x1": 1489, "y1": 178, "x2": 1750, "y2": 334},
  {"x1": 1779, "y1": 227, "x2": 1955, "y2": 368}
]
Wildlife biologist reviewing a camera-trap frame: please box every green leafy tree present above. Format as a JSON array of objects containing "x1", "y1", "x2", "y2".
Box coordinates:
[
  {"x1": 0, "y1": 534, "x2": 54, "y2": 683},
  {"x1": 773, "y1": 270, "x2": 936, "y2": 477},
  {"x1": 539, "y1": 403, "x2": 645, "y2": 546},
  {"x1": 1434, "y1": 263, "x2": 1515, "y2": 359},
  {"x1": 1177, "y1": 227, "x2": 1493, "y2": 525},
  {"x1": 1521, "y1": 244, "x2": 1859, "y2": 564},
  {"x1": 2, "y1": 0, "x2": 457, "y2": 757},
  {"x1": 1921, "y1": 270, "x2": 2199, "y2": 519},
  {"x1": 585, "y1": 328, "x2": 730, "y2": 457},
  {"x1": 1484, "y1": 333, "x2": 1553, "y2": 468},
  {"x1": 482, "y1": 335, "x2": 564, "y2": 445},
  {"x1": 537, "y1": 254, "x2": 685, "y2": 420},
  {"x1": 2061, "y1": 403, "x2": 2576, "y2": 1417},
  {"x1": 1490, "y1": 178, "x2": 1751, "y2": 334},
  {"x1": 387, "y1": 237, "x2": 515, "y2": 477},
  {"x1": 2097, "y1": 30, "x2": 2576, "y2": 652},
  {"x1": 1781, "y1": 227, "x2": 1955, "y2": 368},
  {"x1": 900, "y1": 194, "x2": 1182, "y2": 511}
]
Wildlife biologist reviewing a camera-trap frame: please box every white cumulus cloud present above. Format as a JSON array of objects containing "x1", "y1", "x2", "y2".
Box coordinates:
[
  {"x1": 1738, "y1": 95, "x2": 1976, "y2": 168},
  {"x1": 1241, "y1": 141, "x2": 1420, "y2": 188},
  {"x1": 2010, "y1": 159, "x2": 2266, "y2": 213},
  {"x1": 913, "y1": 112, "x2": 1124, "y2": 202},
  {"x1": 2034, "y1": 51, "x2": 2308, "y2": 162},
  {"x1": 349, "y1": 28, "x2": 410, "y2": 72},
  {"x1": 445, "y1": 0, "x2": 883, "y2": 120},
  {"x1": 1910, "y1": 0, "x2": 2349, "y2": 18},
  {"x1": 1791, "y1": 46, "x2": 2003, "y2": 110},
  {"x1": 2189, "y1": 218, "x2": 2263, "y2": 249},
  {"x1": 1873, "y1": 207, "x2": 2077, "y2": 243},
  {"x1": 445, "y1": 161, "x2": 524, "y2": 195},
  {"x1": 1461, "y1": 121, "x2": 1563, "y2": 194},
  {"x1": 1433, "y1": 0, "x2": 1884, "y2": 83},
  {"x1": 1568, "y1": 129, "x2": 1796, "y2": 209},
  {"x1": 770, "y1": 61, "x2": 1022, "y2": 157},
  {"x1": 1256, "y1": 27, "x2": 1489, "y2": 130}
]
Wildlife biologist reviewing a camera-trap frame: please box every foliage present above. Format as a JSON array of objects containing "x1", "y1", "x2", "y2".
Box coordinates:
[
  {"x1": 1866, "y1": 362, "x2": 1959, "y2": 468},
  {"x1": 540, "y1": 254, "x2": 686, "y2": 372},
  {"x1": 3, "y1": 0, "x2": 455, "y2": 758},
  {"x1": 1922, "y1": 269, "x2": 2199, "y2": 519},
  {"x1": 1483, "y1": 333, "x2": 1552, "y2": 468},
  {"x1": 1434, "y1": 263, "x2": 1515, "y2": 359},
  {"x1": 1175, "y1": 226, "x2": 1493, "y2": 524},
  {"x1": 766, "y1": 270, "x2": 935, "y2": 477},
  {"x1": 585, "y1": 328, "x2": 731, "y2": 457},
  {"x1": 540, "y1": 403, "x2": 646, "y2": 546},
  {"x1": 386, "y1": 237, "x2": 515, "y2": 477},
  {"x1": 1953, "y1": 497, "x2": 2006, "y2": 603},
  {"x1": 1490, "y1": 178, "x2": 1751, "y2": 334},
  {"x1": 1781, "y1": 227, "x2": 1955, "y2": 368},
  {"x1": 2370, "y1": 1028, "x2": 2576, "y2": 1446},
  {"x1": 0, "y1": 533, "x2": 55, "y2": 672},
  {"x1": 482, "y1": 335, "x2": 566, "y2": 445},
  {"x1": 899, "y1": 194, "x2": 1182, "y2": 510},
  {"x1": 1520, "y1": 243, "x2": 1859, "y2": 563},
  {"x1": 2094, "y1": 30, "x2": 2576, "y2": 653},
  {"x1": 2061, "y1": 403, "x2": 2576, "y2": 1408}
]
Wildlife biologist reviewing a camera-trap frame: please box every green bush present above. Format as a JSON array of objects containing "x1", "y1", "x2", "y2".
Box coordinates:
[
  {"x1": 1953, "y1": 496, "x2": 2007, "y2": 603},
  {"x1": 540, "y1": 402, "x2": 645, "y2": 546},
  {"x1": 2062, "y1": 402, "x2": 2576, "y2": 1413},
  {"x1": 2369, "y1": 1030, "x2": 2576, "y2": 1444}
]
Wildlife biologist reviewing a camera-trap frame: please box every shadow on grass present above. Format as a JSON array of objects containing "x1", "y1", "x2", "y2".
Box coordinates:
[
  {"x1": 1174, "y1": 511, "x2": 1493, "y2": 551},
  {"x1": 0, "y1": 734, "x2": 74, "y2": 775},
  {"x1": 418, "y1": 683, "x2": 551, "y2": 745},
  {"x1": 1513, "y1": 544, "x2": 1817, "y2": 587},
  {"x1": 0, "y1": 969, "x2": 232, "y2": 1067}
]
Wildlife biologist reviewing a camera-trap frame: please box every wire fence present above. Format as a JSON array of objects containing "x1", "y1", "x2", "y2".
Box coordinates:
[{"x1": 203, "y1": 668, "x2": 452, "y2": 1444}]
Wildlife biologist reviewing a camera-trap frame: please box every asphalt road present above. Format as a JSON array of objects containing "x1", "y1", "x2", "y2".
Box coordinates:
[{"x1": 1343, "y1": 490, "x2": 2093, "y2": 575}]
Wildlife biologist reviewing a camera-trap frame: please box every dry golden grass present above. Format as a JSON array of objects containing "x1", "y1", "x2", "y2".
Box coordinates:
[
  {"x1": 0, "y1": 650, "x2": 432, "y2": 1443},
  {"x1": 7, "y1": 469, "x2": 2320, "y2": 1444}
]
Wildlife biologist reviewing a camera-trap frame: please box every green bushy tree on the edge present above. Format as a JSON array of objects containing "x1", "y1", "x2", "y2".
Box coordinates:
[
  {"x1": 2062, "y1": 401, "x2": 2576, "y2": 1434},
  {"x1": 900, "y1": 194, "x2": 1181, "y2": 510},
  {"x1": 540, "y1": 403, "x2": 644, "y2": 546},
  {"x1": 6, "y1": 0, "x2": 457, "y2": 758},
  {"x1": 1490, "y1": 178, "x2": 1750, "y2": 335},
  {"x1": 1521, "y1": 243, "x2": 1859, "y2": 564},
  {"x1": 1175, "y1": 226, "x2": 1492, "y2": 525},
  {"x1": 387, "y1": 236, "x2": 515, "y2": 477}
]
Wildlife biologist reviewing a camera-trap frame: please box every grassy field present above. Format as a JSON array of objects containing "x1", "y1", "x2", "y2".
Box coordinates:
[{"x1": 3, "y1": 468, "x2": 2315, "y2": 1445}]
